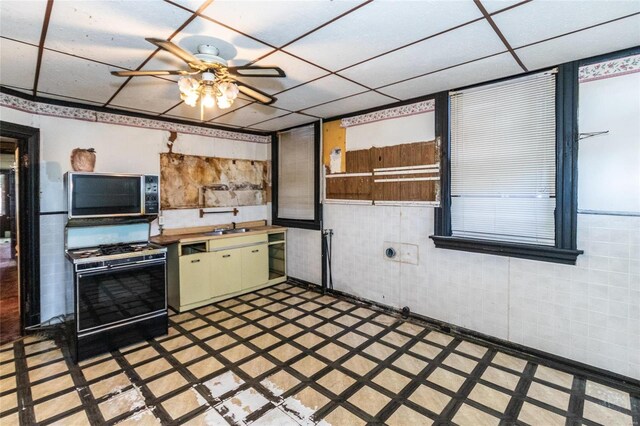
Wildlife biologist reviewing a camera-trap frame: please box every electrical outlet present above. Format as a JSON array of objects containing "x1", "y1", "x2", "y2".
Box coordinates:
[{"x1": 158, "y1": 215, "x2": 165, "y2": 225}]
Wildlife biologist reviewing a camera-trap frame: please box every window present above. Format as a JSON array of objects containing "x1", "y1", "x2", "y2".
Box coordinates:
[
  {"x1": 431, "y1": 64, "x2": 583, "y2": 264},
  {"x1": 272, "y1": 122, "x2": 321, "y2": 230},
  {"x1": 450, "y1": 71, "x2": 557, "y2": 245}
]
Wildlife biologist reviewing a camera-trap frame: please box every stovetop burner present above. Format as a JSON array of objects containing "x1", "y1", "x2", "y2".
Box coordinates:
[{"x1": 66, "y1": 242, "x2": 166, "y2": 264}]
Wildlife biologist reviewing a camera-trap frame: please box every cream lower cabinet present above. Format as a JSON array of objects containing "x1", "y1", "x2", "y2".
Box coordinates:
[
  {"x1": 240, "y1": 245, "x2": 268, "y2": 289},
  {"x1": 168, "y1": 232, "x2": 282, "y2": 312},
  {"x1": 178, "y1": 252, "x2": 212, "y2": 306},
  {"x1": 210, "y1": 249, "x2": 242, "y2": 296}
]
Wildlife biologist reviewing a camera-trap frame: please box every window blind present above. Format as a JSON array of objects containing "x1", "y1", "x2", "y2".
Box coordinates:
[
  {"x1": 278, "y1": 124, "x2": 315, "y2": 220},
  {"x1": 450, "y1": 70, "x2": 557, "y2": 245}
]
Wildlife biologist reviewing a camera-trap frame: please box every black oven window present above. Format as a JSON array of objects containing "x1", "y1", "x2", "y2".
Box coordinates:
[{"x1": 77, "y1": 262, "x2": 165, "y2": 331}]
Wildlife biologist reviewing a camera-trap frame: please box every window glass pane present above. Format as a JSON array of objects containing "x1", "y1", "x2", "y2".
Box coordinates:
[
  {"x1": 450, "y1": 71, "x2": 556, "y2": 245},
  {"x1": 278, "y1": 125, "x2": 315, "y2": 220}
]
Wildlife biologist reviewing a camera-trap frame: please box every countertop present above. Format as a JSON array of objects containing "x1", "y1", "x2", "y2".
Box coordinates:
[{"x1": 150, "y1": 225, "x2": 287, "y2": 246}]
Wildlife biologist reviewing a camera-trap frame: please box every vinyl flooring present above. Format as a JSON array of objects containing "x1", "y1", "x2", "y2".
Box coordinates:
[{"x1": 0, "y1": 282, "x2": 638, "y2": 425}]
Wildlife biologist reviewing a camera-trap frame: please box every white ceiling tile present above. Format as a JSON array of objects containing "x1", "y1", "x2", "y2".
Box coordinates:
[
  {"x1": 493, "y1": 0, "x2": 640, "y2": 48},
  {"x1": 0, "y1": 39, "x2": 37, "y2": 91},
  {"x1": 37, "y1": 50, "x2": 123, "y2": 103},
  {"x1": 378, "y1": 52, "x2": 523, "y2": 100},
  {"x1": 285, "y1": 0, "x2": 482, "y2": 71},
  {"x1": 165, "y1": 98, "x2": 252, "y2": 122},
  {"x1": 481, "y1": 0, "x2": 523, "y2": 14},
  {"x1": 142, "y1": 15, "x2": 274, "y2": 74},
  {"x1": 301, "y1": 91, "x2": 394, "y2": 118},
  {"x1": 201, "y1": 0, "x2": 362, "y2": 47},
  {"x1": 250, "y1": 113, "x2": 316, "y2": 131},
  {"x1": 0, "y1": 0, "x2": 47, "y2": 44},
  {"x1": 110, "y1": 77, "x2": 183, "y2": 113},
  {"x1": 340, "y1": 20, "x2": 505, "y2": 89},
  {"x1": 210, "y1": 103, "x2": 288, "y2": 128},
  {"x1": 516, "y1": 15, "x2": 640, "y2": 71},
  {"x1": 168, "y1": 0, "x2": 206, "y2": 13},
  {"x1": 45, "y1": 1, "x2": 192, "y2": 69},
  {"x1": 272, "y1": 74, "x2": 366, "y2": 111},
  {"x1": 236, "y1": 51, "x2": 329, "y2": 95}
]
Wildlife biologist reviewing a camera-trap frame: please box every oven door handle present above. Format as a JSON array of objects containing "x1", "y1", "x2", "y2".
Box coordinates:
[{"x1": 77, "y1": 258, "x2": 166, "y2": 274}]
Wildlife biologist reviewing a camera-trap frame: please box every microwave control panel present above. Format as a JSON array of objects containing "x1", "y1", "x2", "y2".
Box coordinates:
[{"x1": 144, "y1": 175, "x2": 159, "y2": 215}]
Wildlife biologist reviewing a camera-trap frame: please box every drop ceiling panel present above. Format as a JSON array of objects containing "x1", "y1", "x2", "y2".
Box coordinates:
[
  {"x1": 272, "y1": 74, "x2": 366, "y2": 111},
  {"x1": 378, "y1": 53, "x2": 523, "y2": 100},
  {"x1": 481, "y1": 0, "x2": 524, "y2": 14},
  {"x1": 492, "y1": 0, "x2": 640, "y2": 48},
  {"x1": 341, "y1": 20, "x2": 505, "y2": 89},
  {"x1": 235, "y1": 51, "x2": 329, "y2": 95},
  {"x1": 0, "y1": 0, "x2": 47, "y2": 44},
  {"x1": 201, "y1": 0, "x2": 363, "y2": 47},
  {"x1": 0, "y1": 39, "x2": 38, "y2": 91},
  {"x1": 46, "y1": 0, "x2": 192, "y2": 69},
  {"x1": 301, "y1": 90, "x2": 394, "y2": 118},
  {"x1": 110, "y1": 78, "x2": 183, "y2": 113},
  {"x1": 38, "y1": 92, "x2": 104, "y2": 106},
  {"x1": 210, "y1": 103, "x2": 288, "y2": 128},
  {"x1": 250, "y1": 113, "x2": 315, "y2": 131},
  {"x1": 516, "y1": 15, "x2": 640, "y2": 71},
  {"x1": 284, "y1": 0, "x2": 482, "y2": 71},
  {"x1": 165, "y1": 98, "x2": 252, "y2": 122},
  {"x1": 38, "y1": 50, "x2": 123, "y2": 104}
]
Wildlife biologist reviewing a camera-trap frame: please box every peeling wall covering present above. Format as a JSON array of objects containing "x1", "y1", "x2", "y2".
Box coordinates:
[{"x1": 160, "y1": 153, "x2": 270, "y2": 209}]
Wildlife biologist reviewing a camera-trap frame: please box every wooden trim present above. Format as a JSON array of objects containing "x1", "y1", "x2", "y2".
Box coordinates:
[
  {"x1": 0, "y1": 121, "x2": 41, "y2": 328},
  {"x1": 33, "y1": 0, "x2": 54, "y2": 96}
]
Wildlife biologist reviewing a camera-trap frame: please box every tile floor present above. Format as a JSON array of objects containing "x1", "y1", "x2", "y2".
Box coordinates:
[{"x1": 0, "y1": 282, "x2": 639, "y2": 425}]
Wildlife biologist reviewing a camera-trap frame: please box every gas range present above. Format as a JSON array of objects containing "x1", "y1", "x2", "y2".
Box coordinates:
[{"x1": 66, "y1": 242, "x2": 167, "y2": 268}]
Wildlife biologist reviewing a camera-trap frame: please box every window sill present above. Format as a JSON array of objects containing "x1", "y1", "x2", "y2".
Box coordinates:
[{"x1": 429, "y1": 235, "x2": 583, "y2": 265}]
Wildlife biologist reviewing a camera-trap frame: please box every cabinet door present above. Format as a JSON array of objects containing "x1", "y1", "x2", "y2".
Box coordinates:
[
  {"x1": 241, "y1": 244, "x2": 268, "y2": 289},
  {"x1": 179, "y1": 254, "x2": 211, "y2": 306},
  {"x1": 211, "y1": 249, "x2": 242, "y2": 297}
]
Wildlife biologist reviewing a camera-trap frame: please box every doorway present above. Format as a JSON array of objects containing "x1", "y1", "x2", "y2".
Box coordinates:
[
  {"x1": 0, "y1": 122, "x2": 40, "y2": 344},
  {"x1": 0, "y1": 137, "x2": 19, "y2": 344}
]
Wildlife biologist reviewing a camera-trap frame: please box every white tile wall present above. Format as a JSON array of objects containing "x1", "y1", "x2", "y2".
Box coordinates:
[
  {"x1": 39, "y1": 213, "x2": 73, "y2": 322},
  {"x1": 312, "y1": 203, "x2": 640, "y2": 380},
  {"x1": 286, "y1": 228, "x2": 321, "y2": 285}
]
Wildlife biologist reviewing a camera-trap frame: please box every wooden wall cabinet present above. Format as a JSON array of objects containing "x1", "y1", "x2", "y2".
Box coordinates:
[{"x1": 167, "y1": 230, "x2": 287, "y2": 312}]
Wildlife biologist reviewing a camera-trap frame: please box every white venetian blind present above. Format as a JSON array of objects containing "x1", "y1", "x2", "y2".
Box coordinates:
[
  {"x1": 450, "y1": 70, "x2": 557, "y2": 245},
  {"x1": 278, "y1": 124, "x2": 315, "y2": 220}
]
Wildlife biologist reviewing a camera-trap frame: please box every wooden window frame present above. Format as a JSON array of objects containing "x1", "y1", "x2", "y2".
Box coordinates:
[{"x1": 272, "y1": 121, "x2": 322, "y2": 231}]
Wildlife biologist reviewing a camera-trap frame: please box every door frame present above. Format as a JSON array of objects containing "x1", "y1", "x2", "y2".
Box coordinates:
[{"x1": 0, "y1": 121, "x2": 40, "y2": 329}]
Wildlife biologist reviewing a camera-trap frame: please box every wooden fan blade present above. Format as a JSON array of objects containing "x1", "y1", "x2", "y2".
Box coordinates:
[
  {"x1": 235, "y1": 82, "x2": 276, "y2": 104},
  {"x1": 228, "y1": 66, "x2": 286, "y2": 78},
  {"x1": 145, "y1": 38, "x2": 205, "y2": 69},
  {"x1": 111, "y1": 70, "x2": 196, "y2": 76}
]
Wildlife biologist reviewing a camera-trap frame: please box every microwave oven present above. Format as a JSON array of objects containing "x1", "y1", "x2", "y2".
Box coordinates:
[{"x1": 66, "y1": 172, "x2": 159, "y2": 218}]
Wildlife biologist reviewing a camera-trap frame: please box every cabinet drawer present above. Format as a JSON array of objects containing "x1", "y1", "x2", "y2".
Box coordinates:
[{"x1": 208, "y1": 234, "x2": 267, "y2": 250}]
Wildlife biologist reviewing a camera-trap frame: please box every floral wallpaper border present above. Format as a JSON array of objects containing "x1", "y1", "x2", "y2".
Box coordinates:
[
  {"x1": 340, "y1": 99, "x2": 435, "y2": 128},
  {"x1": 579, "y1": 54, "x2": 640, "y2": 83},
  {"x1": 0, "y1": 92, "x2": 272, "y2": 144}
]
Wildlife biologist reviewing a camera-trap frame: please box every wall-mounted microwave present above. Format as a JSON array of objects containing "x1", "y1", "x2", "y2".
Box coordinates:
[{"x1": 66, "y1": 172, "x2": 159, "y2": 219}]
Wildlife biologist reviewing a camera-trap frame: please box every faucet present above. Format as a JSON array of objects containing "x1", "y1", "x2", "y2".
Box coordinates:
[{"x1": 231, "y1": 221, "x2": 236, "y2": 229}]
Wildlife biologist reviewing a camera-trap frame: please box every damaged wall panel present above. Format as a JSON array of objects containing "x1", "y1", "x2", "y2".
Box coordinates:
[
  {"x1": 160, "y1": 153, "x2": 270, "y2": 209},
  {"x1": 325, "y1": 140, "x2": 440, "y2": 203}
]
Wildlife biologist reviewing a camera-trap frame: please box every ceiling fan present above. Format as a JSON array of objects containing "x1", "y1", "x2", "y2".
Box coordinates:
[{"x1": 111, "y1": 38, "x2": 285, "y2": 118}]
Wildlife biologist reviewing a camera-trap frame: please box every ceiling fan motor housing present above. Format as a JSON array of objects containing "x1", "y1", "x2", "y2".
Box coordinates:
[{"x1": 195, "y1": 44, "x2": 227, "y2": 68}]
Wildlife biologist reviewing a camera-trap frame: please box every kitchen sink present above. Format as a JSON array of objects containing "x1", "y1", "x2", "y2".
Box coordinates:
[
  {"x1": 203, "y1": 227, "x2": 250, "y2": 236},
  {"x1": 223, "y1": 227, "x2": 250, "y2": 234}
]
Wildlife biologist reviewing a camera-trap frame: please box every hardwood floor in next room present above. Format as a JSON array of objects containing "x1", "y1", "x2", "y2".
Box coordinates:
[{"x1": 0, "y1": 242, "x2": 19, "y2": 345}]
